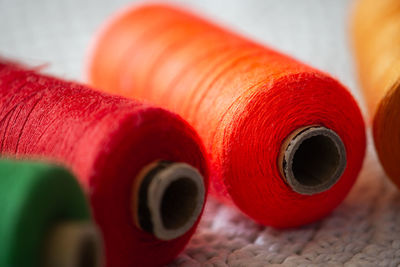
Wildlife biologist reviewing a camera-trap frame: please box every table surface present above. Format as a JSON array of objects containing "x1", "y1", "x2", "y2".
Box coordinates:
[{"x1": 1, "y1": 0, "x2": 399, "y2": 266}]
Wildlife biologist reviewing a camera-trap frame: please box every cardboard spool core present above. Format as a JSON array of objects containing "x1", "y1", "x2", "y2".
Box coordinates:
[
  {"x1": 279, "y1": 126, "x2": 347, "y2": 195},
  {"x1": 132, "y1": 161, "x2": 205, "y2": 241},
  {"x1": 44, "y1": 222, "x2": 102, "y2": 267}
]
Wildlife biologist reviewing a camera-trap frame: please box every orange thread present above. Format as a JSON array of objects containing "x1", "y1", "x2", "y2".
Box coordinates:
[
  {"x1": 352, "y1": 0, "x2": 400, "y2": 188},
  {"x1": 88, "y1": 4, "x2": 366, "y2": 227}
]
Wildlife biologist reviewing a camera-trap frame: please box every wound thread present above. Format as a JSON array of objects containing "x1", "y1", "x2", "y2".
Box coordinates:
[
  {"x1": 352, "y1": 0, "x2": 400, "y2": 189},
  {"x1": 0, "y1": 159, "x2": 101, "y2": 267},
  {"x1": 0, "y1": 61, "x2": 208, "y2": 267},
  {"x1": 87, "y1": 4, "x2": 366, "y2": 228}
]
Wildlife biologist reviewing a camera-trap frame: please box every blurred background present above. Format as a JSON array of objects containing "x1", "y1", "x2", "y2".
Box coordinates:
[
  {"x1": 0, "y1": 0, "x2": 365, "y2": 112},
  {"x1": 2, "y1": 0, "x2": 397, "y2": 266}
]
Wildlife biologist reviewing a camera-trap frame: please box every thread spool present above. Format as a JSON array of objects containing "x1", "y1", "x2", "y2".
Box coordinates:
[
  {"x1": 352, "y1": 0, "x2": 400, "y2": 188},
  {"x1": 0, "y1": 61, "x2": 208, "y2": 267},
  {"x1": 0, "y1": 159, "x2": 102, "y2": 267},
  {"x1": 87, "y1": 4, "x2": 366, "y2": 227}
]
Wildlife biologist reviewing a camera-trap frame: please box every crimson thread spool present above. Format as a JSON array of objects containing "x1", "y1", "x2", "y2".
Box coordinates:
[
  {"x1": 0, "y1": 159, "x2": 102, "y2": 267},
  {"x1": 0, "y1": 61, "x2": 208, "y2": 267},
  {"x1": 87, "y1": 4, "x2": 366, "y2": 228}
]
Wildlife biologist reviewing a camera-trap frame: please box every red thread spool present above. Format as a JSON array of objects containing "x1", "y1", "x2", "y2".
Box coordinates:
[
  {"x1": 0, "y1": 61, "x2": 209, "y2": 267},
  {"x1": 87, "y1": 4, "x2": 366, "y2": 227}
]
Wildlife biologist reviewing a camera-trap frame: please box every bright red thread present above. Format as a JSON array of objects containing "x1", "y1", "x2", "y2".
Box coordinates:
[
  {"x1": 87, "y1": 4, "x2": 366, "y2": 228},
  {"x1": 0, "y1": 61, "x2": 209, "y2": 267}
]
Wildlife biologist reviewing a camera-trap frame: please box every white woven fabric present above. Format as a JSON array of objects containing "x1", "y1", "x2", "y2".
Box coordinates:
[
  {"x1": 1, "y1": 0, "x2": 399, "y2": 266},
  {"x1": 171, "y1": 144, "x2": 400, "y2": 266}
]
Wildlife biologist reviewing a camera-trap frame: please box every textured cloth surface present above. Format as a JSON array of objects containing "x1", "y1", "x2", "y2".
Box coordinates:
[{"x1": 0, "y1": 0, "x2": 399, "y2": 266}]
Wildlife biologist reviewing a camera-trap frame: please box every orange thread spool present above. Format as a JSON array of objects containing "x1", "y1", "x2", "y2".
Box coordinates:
[
  {"x1": 352, "y1": 0, "x2": 400, "y2": 188},
  {"x1": 87, "y1": 4, "x2": 366, "y2": 227}
]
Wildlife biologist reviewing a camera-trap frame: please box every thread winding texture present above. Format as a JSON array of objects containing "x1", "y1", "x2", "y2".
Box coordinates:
[
  {"x1": 0, "y1": 61, "x2": 208, "y2": 267},
  {"x1": 87, "y1": 4, "x2": 366, "y2": 227},
  {"x1": 0, "y1": 159, "x2": 91, "y2": 267},
  {"x1": 352, "y1": 0, "x2": 400, "y2": 188}
]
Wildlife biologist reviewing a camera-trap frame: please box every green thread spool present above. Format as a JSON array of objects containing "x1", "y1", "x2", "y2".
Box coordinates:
[{"x1": 0, "y1": 159, "x2": 103, "y2": 267}]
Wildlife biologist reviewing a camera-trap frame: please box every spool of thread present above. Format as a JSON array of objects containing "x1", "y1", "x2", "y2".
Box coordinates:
[
  {"x1": 86, "y1": 4, "x2": 366, "y2": 228},
  {"x1": 0, "y1": 61, "x2": 208, "y2": 267},
  {"x1": 0, "y1": 159, "x2": 102, "y2": 267},
  {"x1": 352, "y1": 0, "x2": 400, "y2": 188}
]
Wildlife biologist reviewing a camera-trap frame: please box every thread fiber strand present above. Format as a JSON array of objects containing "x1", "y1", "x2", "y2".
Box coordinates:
[
  {"x1": 352, "y1": 0, "x2": 400, "y2": 188},
  {"x1": 87, "y1": 4, "x2": 366, "y2": 227},
  {"x1": 0, "y1": 61, "x2": 208, "y2": 267}
]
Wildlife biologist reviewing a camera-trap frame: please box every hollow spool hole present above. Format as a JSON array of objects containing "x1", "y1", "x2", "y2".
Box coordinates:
[
  {"x1": 292, "y1": 134, "x2": 341, "y2": 187},
  {"x1": 78, "y1": 236, "x2": 98, "y2": 267},
  {"x1": 160, "y1": 177, "x2": 199, "y2": 230}
]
